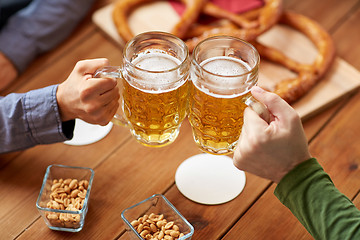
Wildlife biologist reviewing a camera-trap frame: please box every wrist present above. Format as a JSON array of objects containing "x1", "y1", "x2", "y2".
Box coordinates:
[{"x1": 56, "y1": 83, "x2": 74, "y2": 122}]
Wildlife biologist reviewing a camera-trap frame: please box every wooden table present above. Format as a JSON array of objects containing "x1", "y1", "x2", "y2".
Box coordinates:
[{"x1": 1, "y1": 0, "x2": 360, "y2": 239}]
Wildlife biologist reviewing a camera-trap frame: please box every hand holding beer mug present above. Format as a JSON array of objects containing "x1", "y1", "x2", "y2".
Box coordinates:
[
  {"x1": 175, "y1": 36, "x2": 270, "y2": 205},
  {"x1": 95, "y1": 32, "x2": 190, "y2": 147}
]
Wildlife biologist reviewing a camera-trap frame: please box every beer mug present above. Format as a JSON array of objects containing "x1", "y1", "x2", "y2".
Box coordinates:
[
  {"x1": 188, "y1": 36, "x2": 269, "y2": 155},
  {"x1": 95, "y1": 32, "x2": 190, "y2": 147}
]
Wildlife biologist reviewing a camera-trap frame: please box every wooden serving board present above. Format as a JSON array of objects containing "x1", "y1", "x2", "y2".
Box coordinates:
[{"x1": 92, "y1": 3, "x2": 360, "y2": 120}]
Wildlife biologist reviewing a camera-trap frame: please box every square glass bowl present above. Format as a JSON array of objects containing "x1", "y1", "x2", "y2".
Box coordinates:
[
  {"x1": 36, "y1": 164, "x2": 94, "y2": 232},
  {"x1": 121, "y1": 194, "x2": 194, "y2": 239}
]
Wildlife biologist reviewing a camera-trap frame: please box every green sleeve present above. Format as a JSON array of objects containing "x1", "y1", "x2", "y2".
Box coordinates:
[{"x1": 274, "y1": 158, "x2": 360, "y2": 240}]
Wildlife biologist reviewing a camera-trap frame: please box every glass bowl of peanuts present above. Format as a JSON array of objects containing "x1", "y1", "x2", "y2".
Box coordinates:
[
  {"x1": 36, "y1": 164, "x2": 94, "y2": 232},
  {"x1": 121, "y1": 194, "x2": 194, "y2": 239}
]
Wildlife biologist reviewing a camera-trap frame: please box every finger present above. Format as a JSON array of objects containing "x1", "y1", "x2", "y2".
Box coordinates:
[
  {"x1": 86, "y1": 77, "x2": 118, "y2": 96},
  {"x1": 242, "y1": 107, "x2": 269, "y2": 134},
  {"x1": 99, "y1": 86, "x2": 120, "y2": 106},
  {"x1": 76, "y1": 58, "x2": 109, "y2": 75},
  {"x1": 98, "y1": 98, "x2": 120, "y2": 126},
  {"x1": 251, "y1": 86, "x2": 297, "y2": 121}
]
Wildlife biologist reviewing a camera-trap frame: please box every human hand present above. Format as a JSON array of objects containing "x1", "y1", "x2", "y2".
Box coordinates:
[
  {"x1": 233, "y1": 86, "x2": 312, "y2": 183},
  {"x1": 56, "y1": 58, "x2": 120, "y2": 126},
  {"x1": 0, "y1": 52, "x2": 18, "y2": 91}
]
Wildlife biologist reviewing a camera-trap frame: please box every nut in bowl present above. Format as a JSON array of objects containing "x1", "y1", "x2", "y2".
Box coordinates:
[
  {"x1": 121, "y1": 194, "x2": 194, "y2": 239},
  {"x1": 36, "y1": 164, "x2": 94, "y2": 232}
]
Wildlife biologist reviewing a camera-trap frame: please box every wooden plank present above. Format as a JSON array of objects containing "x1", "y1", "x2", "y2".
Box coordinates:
[
  {"x1": 284, "y1": 0, "x2": 358, "y2": 31},
  {"x1": 333, "y1": 5, "x2": 360, "y2": 70},
  {"x1": 223, "y1": 184, "x2": 313, "y2": 240},
  {"x1": 17, "y1": 121, "x2": 271, "y2": 239}
]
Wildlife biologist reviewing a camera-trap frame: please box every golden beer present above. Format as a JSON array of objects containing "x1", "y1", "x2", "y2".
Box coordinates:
[
  {"x1": 189, "y1": 55, "x2": 254, "y2": 154},
  {"x1": 122, "y1": 50, "x2": 189, "y2": 147}
]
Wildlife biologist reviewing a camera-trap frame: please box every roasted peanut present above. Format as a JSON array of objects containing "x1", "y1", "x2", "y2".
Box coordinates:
[
  {"x1": 69, "y1": 179, "x2": 78, "y2": 189},
  {"x1": 70, "y1": 189, "x2": 79, "y2": 198},
  {"x1": 47, "y1": 178, "x2": 89, "y2": 229},
  {"x1": 131, "y1": 213, "x2": 186, "y2": 240}
]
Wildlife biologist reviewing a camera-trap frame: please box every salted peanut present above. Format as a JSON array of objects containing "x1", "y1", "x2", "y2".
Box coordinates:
[
  {"x1": 179, "y1": 233, "x2": 185, "y2": 237},
  {"x1": 83, "y1": 180, "x2": 89, "y2": 189},
  {"x1": 148, "y1": 213, "x2": 156, "y2": 220},
  {"x1": 63, "y1": 178, "x2": 72, "y2": 185},
  {"x1": 47, "y1": 213, "x2": 58, "y2": 220},
  {"x1": 70, "y1": 189, "x2": 79, "y2": 198},
  {"x1": 150, "y1": 223, "x2": 157, "y2": 233},
  {"x1": 170, "y1": 230, "x2": 180, "y2": 238},
  {"x1": 51, "y1": 182, "x2": 61, "y2": 191},
  {"x1": 131, "y1": 220, "x2": 140, "y2": 227},
  {"x1": 164, "y1": 235, "x2": 173, "y2": 240},
  {"x1": 55, "y1": 188, "x2": 65, "y2": 194},
  {"x1": 59, "y1": 193, "x2": 68, "y2": 200},
  {"x1": 140, "y1": 230, "x2": 150, "y2": 238},
  {"x1": 74, "y1": 202, "x2": 81, "y2": 210},
  {"x1": 137, "y1": 223, "x2": 144, "y2": 233},
  {"x1": 146, "y1": 219, "x2": 155, "y2": 225},
  {"x1": 164, "y1": 221, "x2": 174, "y2": 229},
  {"x1": 78, "y1": 189, "x2": 87, "y2": 199},
  {"x1": 172, "y1": 225, "x2": 179, "y2": 231},
  {"x1": 47, "y1": 178, "x2": 90, "y2": 228},
  {"x1": 52, "y1": 200, "x2": 60, "y2": 209},
  {"x1": 158, "y1": 231, "x2": 164, "y2": 239},
  {"x1": 63, "y1": 198, "x2": 70, "y2": 208},
  {"x1": 132, "y1": 213, "x2": 185, "y2": 240},
  {"x1": 69, "y1": 179, "x2": 78, "y2": 190},
  {"x1": 64, "y1": 185, "x2": 71, "y2": 194},
  {"x1": 54, "y1": 198, "x2": 64, "y2": 205},
  {"x1": 156, "y1": 220, "x2": 166, "y2": 228}
]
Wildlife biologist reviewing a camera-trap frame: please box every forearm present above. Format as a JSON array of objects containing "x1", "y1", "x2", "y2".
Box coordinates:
[
  {"x1": 0, "y1": 85, "x2": 74, "y2": 153},
  {"x1": 0, "y1": 0, "x2": 95, "y2": 72},
  {"x1": 275, "y1": 158, "x2": 360, "y2": 240}
]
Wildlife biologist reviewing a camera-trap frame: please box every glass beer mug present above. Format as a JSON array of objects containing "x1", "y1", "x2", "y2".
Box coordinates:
[
  {"x1": 95, "y1": 32, "x2": 190, "y2": 147},
  {"x1": 188, "y1": 36, "x2": 269, "y2": 155}
]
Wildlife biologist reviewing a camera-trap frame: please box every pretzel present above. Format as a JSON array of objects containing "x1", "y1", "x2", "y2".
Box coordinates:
[
  {"x1": 112, "y1": 0, "x2": 207, "y2": 42},
  {"x1": 253, "y1": 11, "x2": 336, "y2": 103},
  {"x1": 112, "y1": 0, "x2": 282, "y2": 49},
  {"x1": 185, "y1": 0, "x2": 283, "y2": 51}
]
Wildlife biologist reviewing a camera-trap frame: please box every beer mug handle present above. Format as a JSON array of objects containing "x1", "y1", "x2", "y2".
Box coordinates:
[
  {"x1": 243, "y1": 95, "x2": 271, "y2": 123},
  {"x1": 94, "y1": 66, "x2": 129, "y2": 127}
]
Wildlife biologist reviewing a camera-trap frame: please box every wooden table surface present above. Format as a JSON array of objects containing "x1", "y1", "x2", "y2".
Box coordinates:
[{"x1": 1, "y1": 0, "x2": 360, "y2": 239}]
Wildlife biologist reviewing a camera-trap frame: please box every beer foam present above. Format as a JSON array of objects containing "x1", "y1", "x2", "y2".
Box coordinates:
[
  {"x1": 201, "y1": 56, "x2": 251, "y2": 76},
  {"x1": 194, "y1": 56, "x2": 252, "y2": 98},
  {"x1": 128, "y1": 50, "x2": 185, "y2": 93},
  {"x1": 133, "y1": 50, "x2": 181, "y2": 71}
]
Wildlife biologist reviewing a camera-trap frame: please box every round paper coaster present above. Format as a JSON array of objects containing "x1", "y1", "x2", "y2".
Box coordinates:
[
  {"x1": 175, "y1": 153, "x2": 246, "y2": 205},
  {"x1": 64, "y1": 119, "x2": 113, "y2": 146}
]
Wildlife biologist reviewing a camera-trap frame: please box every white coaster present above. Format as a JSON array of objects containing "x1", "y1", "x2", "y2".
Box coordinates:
[
  {"x1": 64, "y1": 119, "x2": 113, "y2": 146},
  {"x1": 175, "y1": 154, "x2": 246, "y2": 205}
]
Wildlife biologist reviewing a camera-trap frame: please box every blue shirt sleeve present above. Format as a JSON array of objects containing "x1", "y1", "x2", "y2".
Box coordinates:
[
  {"x1": 0, "y1": 84, "x2": 74, "y2": 153},
  {"x1": 0, "y1": 0, "x2": 95, "y2": 72}
]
